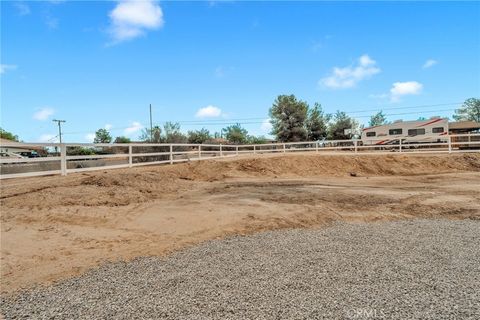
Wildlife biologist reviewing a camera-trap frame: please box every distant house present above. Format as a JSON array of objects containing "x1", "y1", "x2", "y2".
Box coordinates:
[{"x1": 0, "y1": 138, "x2": 46, "y2": 157}]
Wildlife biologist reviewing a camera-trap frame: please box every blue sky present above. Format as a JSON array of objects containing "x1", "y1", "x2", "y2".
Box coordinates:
[{"x1": 1, "y1": 0, "x2": 479, "y2": 142}]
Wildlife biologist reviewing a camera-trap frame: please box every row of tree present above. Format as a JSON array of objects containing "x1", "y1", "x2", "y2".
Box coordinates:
[
  {"x1": 91, "y1": 122, "x2": 269, "y2": 145},
  {"x1": 269, "y1": 96, "x2": 480, "y2": 142},
  {"x1": 2, "y1": 98, "x2": 478, "y2": 144}
]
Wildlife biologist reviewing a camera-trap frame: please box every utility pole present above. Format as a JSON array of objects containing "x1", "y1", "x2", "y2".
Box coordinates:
[
  {"x1": 149, "y1": 104, "x2": 153, "y2": 142},
  {"x1": 52, "y1": 119, "x2": 66, "y2": 143}
]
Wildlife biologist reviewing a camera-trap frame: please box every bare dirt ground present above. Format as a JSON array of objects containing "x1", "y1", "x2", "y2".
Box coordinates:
[{"x1": 1, "y1": 153, "x2": 479, "y2": 293}]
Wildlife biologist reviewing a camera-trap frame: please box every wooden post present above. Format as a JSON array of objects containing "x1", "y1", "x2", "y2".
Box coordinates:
[
  {"x1": 60, "y1": 143, "x2": 67, "y2": 176},
  {"x1": 198, "y1": 145, "x2": 202, "y2": 159},
  {"x1": 169, "y1": 145, "x2": 173, "y2": 164},
  {"x1": 128, "y1": 145, "x2": 133, "y2": 167}
]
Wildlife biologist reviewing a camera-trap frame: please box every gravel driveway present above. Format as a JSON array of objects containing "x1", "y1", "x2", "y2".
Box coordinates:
[{"x1": 2, "y1": 219, "x2": 479, "y2": 319}]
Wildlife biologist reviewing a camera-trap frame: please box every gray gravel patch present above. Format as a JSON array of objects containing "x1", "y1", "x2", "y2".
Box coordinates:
[{"x1": 1, "y1": 219, "x2": 479, "y2": 319}]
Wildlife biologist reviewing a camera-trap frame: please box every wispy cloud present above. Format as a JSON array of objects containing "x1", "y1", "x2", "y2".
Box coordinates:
[
  {"x1": 108, "y1": 0, "x2": 164, "y2": 44},
  {"x1": 85, "y1": 133, "x2": 96, "y2": 142},
  {"x1": 0, "y1": 64, "x2": 18, "y2": 74},
  {"x1": 320, "y1": 54, "x2": 381, "y2": 89},
  {"x1": 390, "y1": 81, "x2": 423, "y2": 102},
  {"x1": 14, "y1": 1, "x2": 30, "y2": 16},
  {"x1": 196, "y1": 105, "x2": 222, "y2": 118},
  {"x1": 260, "y1": 119, "x2": 272, "y2": 133},
  {"x1": 422, "y1": 59, "x2": 438, "y2": 69},
  {"x1": 33, "y1": 107, "x2": 55, "y2": 121},
  {"x1": 38, "y1": 134, "x2": 57, "y2": 142},
  {"x1": 124, "y1": 121, "x2": 143, "y2": 135},
  {"x1": 105, "y1": 124, "x2": 113, "y2": 130}
]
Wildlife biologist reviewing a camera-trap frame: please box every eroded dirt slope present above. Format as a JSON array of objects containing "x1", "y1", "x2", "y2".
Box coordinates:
[{"x1": 1, "y1": 153, "x2": 479, "y2": 293}]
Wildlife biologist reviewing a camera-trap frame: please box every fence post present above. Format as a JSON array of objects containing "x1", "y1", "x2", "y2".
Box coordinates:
[
  {"x1": 354, "y1": 140, "x2": 357, "y2": 154},
  {"x1": 316, "y1": 141, "x2": 319, "y2": 153},
  {"x1": 169, "y1": 144, "x2": 173, "y2": 164},
  {"x1": 198, "y1": 145, "x2": 202, "y2": 159},
  {"x1": 283, "y1": 143, "x2": 286, "y2": 153},
  {"x1": 60, "y1": 143, "x2": 67, "y2": 176},
  {"x1": 220, "y1": 144, "x2": 223, "y2": 157},
  {"x1": 448, "y1": 135, "x2": 452, "y2": 153},
  {"x1": 253, "y1": 145, "x2": 256, "y2": 154},
  {"x1": 236, "y1": 145, "x2": 239, "y2": 156},
  {"x1": 128, "y1": 145, "x2": 133, "y2": 167},
  {"x1": 399, "y1": 139, "x2": 402, "y2": 153}
]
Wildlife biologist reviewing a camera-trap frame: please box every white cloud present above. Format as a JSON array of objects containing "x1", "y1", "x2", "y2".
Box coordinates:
[
  {"x1": 33, "y1": 107, "x2": 55, "y2": 121},
  {"x1": 14, "y1": 2, "x2": 30, "y2": 15},
  {"x1": 124, "y1": 121, "x2": 143, "y2": 135},
  {"x1": 108, "y1": 0, "x2": 164, "y2": 44},
  {"x1": 390, "y1": 81, "x2": 423, "y2": 102},
  {"x1": 85, "y1": 133, "x2": 96, "y2": 142},
  {"x1": 38, "y1": 134, "x2": 57, "y2": 142},
  {"x1": 0, "y1": 64, "x2": 17, "y2": 74},
  {"x1": 320, "y1": 54, "x2": 381, "y2": 89},
  {"x1": 422, "y1": 59, "x2": 438, "y2": 69},
  {"x1": 260, "y1": 119, "x2": 272, "y2": 133},
  {"x1": 105, "y1": 124, "x2": 113, "y2": 130},
  {"x1": 196, "y1": 105, "x2": 222, "y2": 118}
]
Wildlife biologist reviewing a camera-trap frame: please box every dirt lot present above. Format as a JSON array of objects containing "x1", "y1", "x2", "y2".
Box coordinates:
[{"x1": 1, "y1": 153, "x2": 479, "y2": 293}]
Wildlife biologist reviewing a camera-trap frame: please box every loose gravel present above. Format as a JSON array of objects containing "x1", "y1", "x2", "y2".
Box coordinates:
[{"x1": 2, "y1": 219, "x2": 479, "y2": 319}]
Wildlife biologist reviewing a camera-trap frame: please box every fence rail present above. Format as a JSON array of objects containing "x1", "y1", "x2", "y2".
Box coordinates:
[{"x1": 1, "y1": 133, "x2": 479, "y2": 179}]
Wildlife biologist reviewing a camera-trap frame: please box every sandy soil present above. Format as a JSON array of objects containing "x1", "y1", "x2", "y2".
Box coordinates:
[{"x1": 1, "y1": 153, "x2": 479, "y2": 293}]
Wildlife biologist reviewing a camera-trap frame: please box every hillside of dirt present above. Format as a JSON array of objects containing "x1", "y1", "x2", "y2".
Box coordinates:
[
  {"x1": 1, "y1": 153, "x2": 480, "y2": 293},
  {"x1": 1, "y1": 153, "x2": 479, "y2": 208}
]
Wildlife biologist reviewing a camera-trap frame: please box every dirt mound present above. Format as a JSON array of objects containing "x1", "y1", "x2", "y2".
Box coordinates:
[{"x1": 1, "y1": 153, "x2": 479, "y2": 209}]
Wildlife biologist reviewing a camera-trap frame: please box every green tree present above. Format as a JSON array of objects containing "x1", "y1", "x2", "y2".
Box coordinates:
[
  {"x1": 248, "y1": 135, "x2": 268, "y2": 144},
  {"x1": 94, "y1": 128, "x2": 112, "y2": 143},
  {"x1": 0, "y1": 128, "x2": 19, "y2": 141},
  {"x1": 453, "y1": 98, "x2": 480, "y2": 122},
  {"x1": 269, "y1": 94, "x2": 308, "y2": 142},
  {"x1": 163, "y1": 122, "x2": 187, "y2": 143},
  {"x1": 222, "y1": 123, "x2": 249, "y2": 144},
  {"x1": 369, "y1": 110, "x2": 388, "y2": 127},
  {"x1": 187, "y1": 128, "x2": 211, "y2": 144},
  {"x1": 306, "y1": 103, "x2": 330, "y2": 140},
  {"x1": 139, "y1": 126, "x2": 162, "y2": 142},
  {"x1": 328, "y1": 111, "x2": 359, "y2": 140},
  {"x1": 114, "y1": 136, "x2": 131, "y2": 143}
]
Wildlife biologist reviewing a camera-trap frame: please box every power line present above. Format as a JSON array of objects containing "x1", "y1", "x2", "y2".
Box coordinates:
[{"x1": 60, "y1": 102, "x2": 463, "y2": 136}]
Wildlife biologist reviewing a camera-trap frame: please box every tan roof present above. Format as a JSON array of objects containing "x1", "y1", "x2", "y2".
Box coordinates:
[
  {"x1": 0, "y1": 138, "x2": 45, "y2": 151},
  {"x1": 449, "y1": 121, "x2": 480, "y2": 130}
]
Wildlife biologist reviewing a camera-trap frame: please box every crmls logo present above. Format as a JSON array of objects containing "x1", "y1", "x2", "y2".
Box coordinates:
[{"x1": 346, "y1": 308, "x2": 386, "y2": 319}]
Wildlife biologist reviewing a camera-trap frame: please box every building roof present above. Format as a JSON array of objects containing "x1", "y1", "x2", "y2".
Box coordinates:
[
  {"x1": 449, "y1": 121, "x2": 480, "y2": 130},
  {"x1": 0, "y1": 138, "x2": 45, "y2": 151}
]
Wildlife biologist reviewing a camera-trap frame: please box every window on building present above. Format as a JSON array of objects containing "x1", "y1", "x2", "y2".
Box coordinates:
[
  {"x1": 389, "y1": 128, "x2": 403, "y2": 135},
  {"x1": 408, "y1": 128, "x2": 426, "y2": 136},
  {"x1": 366, "y1": 132, "x2": 376, "y2": 137},
  {"x1": 432, "y1": 127, "x2": 444, "y2": 133}
]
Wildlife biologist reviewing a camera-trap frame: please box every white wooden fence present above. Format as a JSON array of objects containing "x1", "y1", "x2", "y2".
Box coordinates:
[{"x1": 1, "y1": 133, "x2": 479, "y2": 179}]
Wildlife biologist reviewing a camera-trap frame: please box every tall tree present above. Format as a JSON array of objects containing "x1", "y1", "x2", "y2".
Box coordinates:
[
  {"x1": 453, "y1": 98, "x2": 480, "y2": 122},
  {"x1": 163, "y1": 122, "x2": 187, "y2": 143},
  {"x1": 328, "y1": 111, "x2": 359, "y2": 140},
  {"x1": 369, "y1": 110, "x2": 388, "y2": 127},
  {"x1": 222, "y1": 123, "x2": 249, "y2": 144},
  {"x1": 187, "y1": 128, "x2": 211, "y2": 144},
  {"x1": 0, "y1": 128, "x2": 19, "y2": 141},
  {"x1": 94, "y1": 128, "x2": 112, "y2": 143},
  {"x1": 269, "y1": 94, "x2": 308, "y2": 142},
  {"x1": 306, "y1": 103, "x2": 330, "y2": 140},
  {"x1": 139, "y1": 125, "x2": 162, "y2": 142}
]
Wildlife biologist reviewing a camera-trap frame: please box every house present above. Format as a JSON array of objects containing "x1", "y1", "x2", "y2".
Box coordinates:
[{"x1": 0, "y1": 138, "x2": 46, "y2": 157}]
